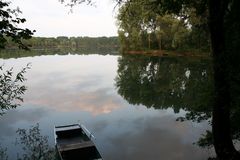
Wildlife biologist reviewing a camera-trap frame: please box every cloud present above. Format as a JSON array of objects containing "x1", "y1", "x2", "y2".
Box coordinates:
[{"x1": 12, "y1": 0, "x2": 118, "y2": 37}]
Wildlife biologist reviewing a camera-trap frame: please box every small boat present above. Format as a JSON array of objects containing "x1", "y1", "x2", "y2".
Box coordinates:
[{"x1": 54, "y1": 124, "x2": 102, "y2": 160}]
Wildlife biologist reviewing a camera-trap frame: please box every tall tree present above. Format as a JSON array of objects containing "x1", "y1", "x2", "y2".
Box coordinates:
[
  {"x1": 116, "y1": 0, "x2": 240, "y2": 158},
  {"x1": 208, "y1": 0, "x2": 240, "y2": 159},
  {"x1": 116, "y1": 54, "x2": 240, "y2": 159},
  {"x1": 62, "y1": 0, "x2": 240, "y2": 159},
  {"x1": 117, "y1": 0, "x2": 192, "y2": 51}
]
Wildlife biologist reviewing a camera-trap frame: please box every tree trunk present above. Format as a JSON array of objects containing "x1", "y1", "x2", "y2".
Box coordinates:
[
  {"x1": 148, "y1": 33, "x2": 151, "y2": 49},
  {"x1": 156, "y1": 33, "x2": 162, "y2": 50},
  {"x1": 209, "y1": 0, "x2": 240, "y2": 159}
]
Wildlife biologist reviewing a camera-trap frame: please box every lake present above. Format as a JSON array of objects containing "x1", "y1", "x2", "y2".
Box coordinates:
[{"x1": 0, "y1": 52, "x2": 213, "y2": 159}]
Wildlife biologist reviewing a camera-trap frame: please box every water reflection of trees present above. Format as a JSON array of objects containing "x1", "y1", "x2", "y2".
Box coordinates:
[
  {"x1": 16, "y1": 123, "x2": 56, "y2": 160},
  {"x1": 115, "y1": 55, "x2": 240, "y2": 159},
  {"x1": 115, "y1": 55, "x2": 213, "y2": 121},
  {"x1": 0, "y1": 124, "x2": 55, "y2": 160},
  {"x1": 0, "y1": 144, "x2": 8, "y2": 160},
  {"x1": 0, "y1": 65, "x2": 55, "y2": 159},
  {"x1": 0, "y1": 47, "x2": 119, "y2": 59}
]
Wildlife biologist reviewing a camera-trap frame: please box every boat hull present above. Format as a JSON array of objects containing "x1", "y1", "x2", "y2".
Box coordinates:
[{"x1": 54, "y1": 124, "x2": 102, "y2": 160}]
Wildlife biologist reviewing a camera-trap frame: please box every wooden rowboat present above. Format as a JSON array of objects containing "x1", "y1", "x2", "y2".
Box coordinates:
[{"x1": 54, "y1": 124, "x2": 102, "y2": 160}]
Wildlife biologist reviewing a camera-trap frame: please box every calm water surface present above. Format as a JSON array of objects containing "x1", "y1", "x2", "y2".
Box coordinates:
[{"x1": 0, "y1": 53, "x2": 212, "y2": 159}]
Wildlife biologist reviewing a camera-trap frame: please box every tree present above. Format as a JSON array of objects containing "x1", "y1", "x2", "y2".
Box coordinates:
[
  {"x1": 0, "y1": 64, "x2": 30, "y2": 115},
  {"x1": 0, "y1": 1, "x2": 34, "y2": 49},
  {"x1": 62, "y1": 0, "x2": 240, "y2": 159},
  {"x1": 117, "y1": 0, "x2": 192, "y2": 51},
  {"x1": 0, "y1": 1, "x2": 33, "y2": 138},
  {"x1": 116, "y1": 54, "x2": 240, "y2": 159},
  {"x1": 116, "y1": 0, "x2": 240, "y2": 158}
]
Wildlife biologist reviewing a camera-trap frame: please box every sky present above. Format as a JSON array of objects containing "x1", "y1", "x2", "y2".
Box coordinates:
[{"x1": 11, "y1": 0, "x2": 118, "y2": 37}]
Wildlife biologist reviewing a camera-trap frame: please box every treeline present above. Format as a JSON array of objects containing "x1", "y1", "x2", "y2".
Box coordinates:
[
  {"x1": 5, "y1": 36, "x2": 119, "y2": 52},
  {"x1": 117, "y1": 0, "x2": 210, "y2": 54},
  {"x1": 0, "y1": 47, "x2": 120, "y2": 59}
]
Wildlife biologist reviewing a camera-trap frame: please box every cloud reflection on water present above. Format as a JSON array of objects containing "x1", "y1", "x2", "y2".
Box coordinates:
[
  {"x1": 17, "y1": 55, "x2": 123, "y2": 115},
  {"x1": 0, "y1": 108, "x2": 47, "y2": 137},
  {"x1": 25, "y1": 87, "x2": 124, "y2": 115},
  {"x1": 91, "y1": 110, "x2": 210, "y2": 160},
  {"x1": 0, "y1": 55, "x2": 211, "y2": 159}
]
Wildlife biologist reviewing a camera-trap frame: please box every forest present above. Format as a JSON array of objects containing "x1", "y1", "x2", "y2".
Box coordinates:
[
  {"x1": 116, "y1": 0, "x2": 210, "y2": 54},
  {"x1": 3, "y1": 36, "x2": 119, "y2": 52}
]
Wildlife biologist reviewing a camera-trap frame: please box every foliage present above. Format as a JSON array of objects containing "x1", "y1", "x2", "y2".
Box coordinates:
[
  {"x1": 196, "y1": 130, "x2": 214, "y2": 149},
  {"x1": 4, "y1": 36, "x2": 119, "y2": 52},
  {"x1": 61, "y1": 0, "x2": 240, "y2": 158},
  {"x1": 0, "y1": 1, "x2": 34, "y2": 49},
  {"x1": 15, "y1": 123, "x2": 56, "y2": 160},
  {"x1": 57, "y1": 0, "x2": 210, "y2": 52},
  {"x1": 59, "y1": 0, "x2": 94, "y2": 8},
  {"x1": 116, "y1": 0, "x2": 240, "y2": 158},
  {"x1": 0, "y1": 64, "x2": 30, "y2": 115},
  {"x1": 116, "y1": 0, "x2": 210, "y2": 52}
]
